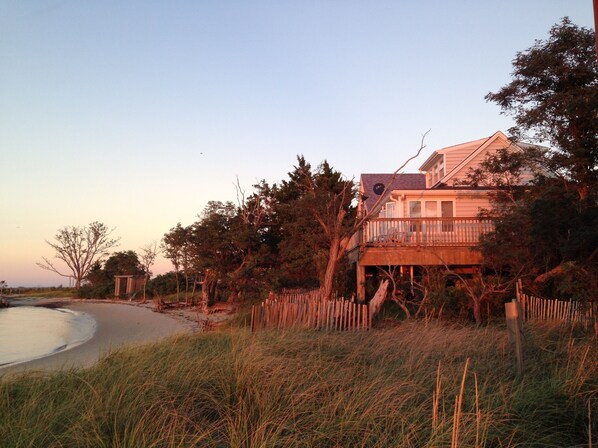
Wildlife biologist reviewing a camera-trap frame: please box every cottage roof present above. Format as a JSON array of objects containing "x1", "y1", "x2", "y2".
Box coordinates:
[
  {"x1": 360, "y1": 173, "x2": 426, "y2": 212},
  {"x1": 418, "y1": 134, "x2": 498, "y2": 172}
]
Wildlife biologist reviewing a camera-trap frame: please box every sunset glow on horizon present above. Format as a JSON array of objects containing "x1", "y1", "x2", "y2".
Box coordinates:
[{"x1": 1, "y1": 1, "x2": 593, "y2": 287}]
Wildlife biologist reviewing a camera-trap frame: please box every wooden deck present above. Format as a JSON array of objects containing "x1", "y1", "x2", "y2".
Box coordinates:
[
  {"x1": 363, "y1": 217, "x2": 494, "y2": 247},
  {"x1": 351, "y1": 217, "x2": 493, "y2": 299}
]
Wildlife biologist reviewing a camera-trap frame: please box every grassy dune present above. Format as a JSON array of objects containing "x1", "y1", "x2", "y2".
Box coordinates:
[{"x1": 1, "y1": 317, "x2": 596, "y2": 447}]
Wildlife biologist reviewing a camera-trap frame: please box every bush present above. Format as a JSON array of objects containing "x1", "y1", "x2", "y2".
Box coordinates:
[
  {"x1": 76, "y1": 283, "x2": 114, "y2": 299},
  {"x1": 147, "y1": 272, "x2": 180, "y2": 296}
]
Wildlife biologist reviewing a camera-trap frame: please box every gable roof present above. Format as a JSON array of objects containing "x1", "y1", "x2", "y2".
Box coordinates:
[
  {"x1": 419, "y1": 135, "x2": 493, "y2": 172},
  {"x1": 418, "y1": 131, "x2": 517, "y2": 188},
  {"x1": 439, "y1": 131, "x2": 511, "y2": 186},
  {"x1": 360, "y1": 173, "x2": 426, "y2": 212}
]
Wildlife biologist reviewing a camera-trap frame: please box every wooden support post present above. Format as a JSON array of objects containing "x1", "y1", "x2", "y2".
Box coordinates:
[
  {"x1": 357, "y1": 264, "x2": 366, "y2": 303},
  {"x1": 505, "y1": 301, "x2": 524, "y2": 376}
]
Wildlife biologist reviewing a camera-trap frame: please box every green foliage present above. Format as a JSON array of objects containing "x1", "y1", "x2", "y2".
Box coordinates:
[
  {"x1": 103, "y1": 250, "x2": 144, "y2": 278},
  {"x1": 480, "y1": 18, "x2": 598, "y2": 301},
  {"x1": 147, "y1": 271, "x2": 181, "y2": 296},
  {"x1": 84, "y1": 261, "x2": 108, "y2": 287},
  {"x1": 80, "y1": 251, "x2": 145, "y2": 299},
  {"x1": 486, "y1": 17, "x2": 598, "y2": 197},
  {"x1": 76, "y1": 282, "x2": 113, "y2": 299},
  {"x1": 1, "y1": 322, "x2": 595, "y2": 447},
  {"x1": 159, "y1": 157, "x2": 357, "y2": 300},
  {"x1": 271, "y1": 156, "x2": 356, "y2": 294}
]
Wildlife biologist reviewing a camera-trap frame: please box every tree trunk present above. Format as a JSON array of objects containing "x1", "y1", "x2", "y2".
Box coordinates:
[
  {"x1": 184, "y1": 271, "x2": 189, "y2": 306},
  {"x1": 174, "y1": 271, "x2": 180, "y2": 304},
  {"x1": 321, "y1": 240, "x2": 340, "y2": 301},
  {"x1": 141, "y1": 275, "x2": 149, "y2": 304},
  {"x1": 200, "y1": 269, "x2": 215, "y2": 314},
  {"x1": 369, "y1": 280, "x2": 389, "y2": 320},
  {"x1": 472, "y1": 299, "x2": 483, "y2": 325}
]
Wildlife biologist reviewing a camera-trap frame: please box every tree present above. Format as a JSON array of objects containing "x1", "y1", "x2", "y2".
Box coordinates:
[
  {"x1": 189, "y1": 201, "x2": 241, "y2": 303},
  {"x1": 278, "y1": 134, "x2": 429, "y2": 301},
  {"x1": 161, "y1": 223, "x2": 188, "y2": 303},
  {"x1": 292, "y1": 158, "x2": 357, "y2": 301},
  {"x1": 139, "y1": 242, "x2": 159, "y2": 303},
  {"x1": 482, "y1": 18, "x2": 598, "y2": 301},
  {"x1": 85, "y1": 261, "x2": 109, "y2": 287},
  {"x1": 486, "y1": 17, "x2": 598, "y2": 201},
  {"x1": 37, "y1": 221, "x2": 119, "y2": 289},
  {"x1": 103, "y1": 250, "x2": 144, "y2": 278},
  {"x1": 272, "y1": 158, "x2": 337, "y2": 291}
]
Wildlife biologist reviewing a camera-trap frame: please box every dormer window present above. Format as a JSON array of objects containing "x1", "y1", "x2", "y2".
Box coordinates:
[{"x1": 438, "y1": 160, "x2": 444, "y2": 179}]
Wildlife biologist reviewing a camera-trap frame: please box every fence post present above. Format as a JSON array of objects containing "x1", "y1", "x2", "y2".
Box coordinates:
[{"x1": 505, "y1": 301, "x2": 524, "y2": 376}]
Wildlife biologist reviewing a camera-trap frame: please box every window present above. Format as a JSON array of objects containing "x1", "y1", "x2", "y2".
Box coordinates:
[
  {"x1": 409, "y1": 200, "x2": 455, "y2": 232},
  {"x1": 441, "y1": 201, "x2": 454, "y2": 231},
  {"x1": 409, "y1": 201, "x2": 421, "y2": 218},
  {"x1": 409, "y1": 200, "x2": 453, "y2": 218},
  {"x1": 385, "y1": 202, "x2": 396, "y2": 218}
]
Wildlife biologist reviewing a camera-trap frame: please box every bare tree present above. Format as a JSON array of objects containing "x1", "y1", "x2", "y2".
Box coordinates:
[
  {"x1": 139, "y1": 241, "x2": 159, "y2": 303},
  {"x1": 298, "y1": 131, "x2": 429, "y2": 301},
  {"x1": 377, "y1": 266, "x2": 414, "y2": 319},
  {"x1": 37, "y1": 221, "x2": 120, "y2": 290}
]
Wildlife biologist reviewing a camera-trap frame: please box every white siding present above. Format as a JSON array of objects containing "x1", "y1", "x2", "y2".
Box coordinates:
[
  {"x1": 448, "y1": 139, "x2": 514, "y2": 185},
  {"x1": 454, "y1": 194, "x2": 491, "y2": 217},
  {"x1": 443, "y1": 142, "x2": 480, "y2": 174}
]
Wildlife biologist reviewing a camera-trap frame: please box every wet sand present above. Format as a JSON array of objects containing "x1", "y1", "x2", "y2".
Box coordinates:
[{"x1": 0, "y1": 301, "x2": 194, "y2": 378}]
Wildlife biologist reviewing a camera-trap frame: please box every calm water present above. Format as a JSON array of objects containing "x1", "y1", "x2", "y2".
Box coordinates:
[{"x1": 0, "y1": 306, "x2": 96, "y2": 367}]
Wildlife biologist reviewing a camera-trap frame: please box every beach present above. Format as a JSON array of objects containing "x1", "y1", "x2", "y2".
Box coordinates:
[{"x1": 0, "y1": 300, "x2": 196, "y2": 378}]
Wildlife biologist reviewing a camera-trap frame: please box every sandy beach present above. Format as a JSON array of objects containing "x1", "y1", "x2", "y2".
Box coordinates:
[{"x1": 0, "y1": 300, "x2": 197, "y2": 378}]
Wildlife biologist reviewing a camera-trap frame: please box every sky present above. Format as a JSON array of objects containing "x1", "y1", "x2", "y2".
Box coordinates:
[{"x1": 0, "y1": 1, "x2": 594, "y2": 287}]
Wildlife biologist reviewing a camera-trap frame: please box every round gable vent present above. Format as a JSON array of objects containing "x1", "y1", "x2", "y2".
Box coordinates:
[{"x1": 373, "y1": 183, "x2": 385, "y2": 195}]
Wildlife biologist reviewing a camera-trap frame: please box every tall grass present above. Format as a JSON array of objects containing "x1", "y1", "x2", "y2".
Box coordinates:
[{"x1": 1, "y1": 320, "x2": 596, "y2": 447}]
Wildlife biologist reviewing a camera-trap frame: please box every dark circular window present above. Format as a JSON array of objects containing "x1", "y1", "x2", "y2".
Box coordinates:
[{"x1": 373, "y1": 183, "x2": 385, "y2": 195}]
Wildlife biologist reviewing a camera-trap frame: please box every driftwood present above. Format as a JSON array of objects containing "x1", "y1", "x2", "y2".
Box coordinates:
[
  {"x1": 152, "y1": 296, "x2": 177, "y2": 313},
  {"x1": 208, "y1": 302, "x2": 234, "y2": 315},
  {"x1": 369, "y1": 280, "x2": 389, "y2": 320},
  {"x1": 534, "y1": 261, "x2": 576, "y2": 283}
]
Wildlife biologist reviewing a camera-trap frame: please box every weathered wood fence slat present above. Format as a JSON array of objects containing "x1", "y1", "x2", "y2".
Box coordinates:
[
  {"x1": 251, "y1": 290, "x2": 371, "y2": 331},
  {"x1": 515, "y1": 279, "x2": 597, "y2": 333}
]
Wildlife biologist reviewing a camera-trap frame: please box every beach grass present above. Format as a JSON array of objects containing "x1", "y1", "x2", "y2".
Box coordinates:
[{"x1": 0, "y1": 319, "x2": 596, "y2": 447}]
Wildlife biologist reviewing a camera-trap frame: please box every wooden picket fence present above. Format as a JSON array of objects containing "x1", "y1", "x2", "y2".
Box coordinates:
[
  {"x1": 251, "y1": 290, "x2": 371, "y2": 331},
  {"x1": 515, "y1": 280, "x2": 597, "y2": 332}
]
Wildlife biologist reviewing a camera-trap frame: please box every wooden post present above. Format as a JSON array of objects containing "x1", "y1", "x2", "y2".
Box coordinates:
[
  {"x1": 505, "y1": 301, "x2": 524, "y2": 376},
  {"x1": 357, "y1": 264, "x2": 366, "y2": 303}
]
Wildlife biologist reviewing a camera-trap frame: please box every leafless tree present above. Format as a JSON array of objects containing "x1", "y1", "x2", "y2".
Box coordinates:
[
  {"x1": 139, "y1": 241, "x2": 159, "y2": 303},
  {"x1": 298, "y1": 131, "x2": 430, "y2": 301},
  {"x1": 37, "y1": 221, "x2": 119, "y2": 290},
  {"x1": 429, "y1": 252, "x2": 522, "y2": 325}
]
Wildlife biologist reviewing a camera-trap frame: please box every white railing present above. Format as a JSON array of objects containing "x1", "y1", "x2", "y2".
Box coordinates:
[{"x1": 364, "y1": 218, "x2": 494, "y2": 247}]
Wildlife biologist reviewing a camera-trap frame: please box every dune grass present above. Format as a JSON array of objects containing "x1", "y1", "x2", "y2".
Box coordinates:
[{"x1": 0, "y1": 318, "x2": 596, "y2": 447}]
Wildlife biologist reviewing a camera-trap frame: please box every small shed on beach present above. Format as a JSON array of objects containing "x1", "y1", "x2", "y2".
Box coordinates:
[{"x1": 114, "y1": 275, "x2": 145, "y2": 298}]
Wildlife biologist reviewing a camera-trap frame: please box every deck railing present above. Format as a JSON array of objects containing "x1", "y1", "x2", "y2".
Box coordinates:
[{"x1": 364, "y1": 218, "x2": 494, "y2": 247}]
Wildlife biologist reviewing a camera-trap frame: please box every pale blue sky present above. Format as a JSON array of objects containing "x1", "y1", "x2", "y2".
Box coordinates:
[{"x1": 0, "y1": 1, "x2": 594, "y2": 286}]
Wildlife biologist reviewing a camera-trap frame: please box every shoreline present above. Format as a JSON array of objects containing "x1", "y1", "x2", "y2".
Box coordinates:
[{"x1": 0, "y1": 298, "x2": 204, "y2": 378}]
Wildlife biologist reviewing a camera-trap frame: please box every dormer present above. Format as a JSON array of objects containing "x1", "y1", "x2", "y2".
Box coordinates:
[{"x1": 419, "y1": 152, "x2": 445, "y2": 188}]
